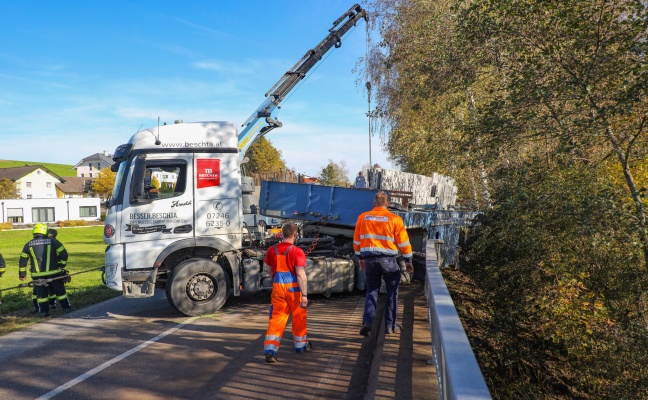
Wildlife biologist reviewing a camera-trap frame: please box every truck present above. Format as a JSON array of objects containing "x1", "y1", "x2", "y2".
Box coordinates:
[{"x1": 102, "y1": 4, "x2": 371, "y2": 316}]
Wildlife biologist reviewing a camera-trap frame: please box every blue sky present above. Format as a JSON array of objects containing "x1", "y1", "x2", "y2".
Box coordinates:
[{"x1": 0, "y1": 1, "x2": 395, "y2": 179}]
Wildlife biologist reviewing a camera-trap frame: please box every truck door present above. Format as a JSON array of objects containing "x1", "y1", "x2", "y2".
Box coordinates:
[
  {"x1": 193, "y1": 154, "x2": 242, "y2": 248},
  {"x1": 121, "y1": 154, "x2": 195, "y2": 270}
]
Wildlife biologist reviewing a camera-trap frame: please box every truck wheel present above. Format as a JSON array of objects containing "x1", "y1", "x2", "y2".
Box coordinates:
[{"x1": 166, "y1": 258, "x2": 231, "y2": 316}]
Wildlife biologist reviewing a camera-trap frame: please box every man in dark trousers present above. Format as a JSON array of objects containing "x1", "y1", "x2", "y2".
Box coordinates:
[
  {"x1": 19, "y1": 224, "x2": 72, "y2": 317},
  {"x1": 28, "y1": 228, "x2": 60, "y2": 313},
  {"x1": 354, "y1": 191, "x2": 414, "y2": 336}
]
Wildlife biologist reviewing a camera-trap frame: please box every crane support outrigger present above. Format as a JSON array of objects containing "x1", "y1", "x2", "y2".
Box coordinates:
[{"x1": 237, "y1": 4, "x2": 367, "y2": 159}]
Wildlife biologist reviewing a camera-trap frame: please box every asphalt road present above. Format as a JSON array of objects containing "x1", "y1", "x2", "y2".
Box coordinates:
[{"x1": 0, "y1": 285, "x2": 437, "y2": 400}]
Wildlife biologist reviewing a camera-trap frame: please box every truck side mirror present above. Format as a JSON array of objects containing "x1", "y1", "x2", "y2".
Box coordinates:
[{"x1": 130, "y1": 156, "x2": 147, "y2": 203}]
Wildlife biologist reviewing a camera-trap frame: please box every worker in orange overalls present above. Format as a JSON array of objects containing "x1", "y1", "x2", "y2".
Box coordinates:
[
  {"x1": 354, "y1": 191, "x2": 413, "y2": 336},
  {"x1": 263, "y1": 222, "x2": 311, "y2": 363}
]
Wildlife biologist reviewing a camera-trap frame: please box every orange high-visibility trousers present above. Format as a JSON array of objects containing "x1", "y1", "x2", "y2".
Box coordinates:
[{"x1": 264, "y1": 245, "x2": 308, "y2": 354}]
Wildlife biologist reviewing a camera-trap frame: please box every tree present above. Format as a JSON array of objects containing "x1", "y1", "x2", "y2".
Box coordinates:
[
  {"x1": 245, "y1": 137, "x2": 286, "y2": 174},
  {"x1": 318, "y1": 159, "x2": 350, "y2": 186},
  {"x1": 0, "y1": 178, "x2": 20, "y2": 199},
  {"x1": 92, "y1": 167, "x2": 116, "y2": 200}
]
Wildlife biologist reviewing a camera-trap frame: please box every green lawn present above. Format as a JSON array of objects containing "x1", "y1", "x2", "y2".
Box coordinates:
[
  {"x1": 0, "y1": 226, "x2": 120, "y2": 335},
  {"x1": 0, "y1": 160, "x2": 76, "y2": 177}
]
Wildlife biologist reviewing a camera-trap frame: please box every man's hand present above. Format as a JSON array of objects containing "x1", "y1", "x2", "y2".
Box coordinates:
[
  {"x1": 359, "y1": 259, "x2": 365, "y2": 270},
  {"x1": 19, "y1": 277, "x2": 26, "y2": 281},
  {"x1": 300, "y1": 296, "x2": 308, "y2": 308},
  {"x1": 405, "y1": 262, "x2": 414, "y2": 273}
]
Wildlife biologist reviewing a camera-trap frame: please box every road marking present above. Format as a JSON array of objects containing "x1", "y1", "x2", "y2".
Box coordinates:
[{"x1": 36, "y1": 316, "x2": 200, "y2": 400}]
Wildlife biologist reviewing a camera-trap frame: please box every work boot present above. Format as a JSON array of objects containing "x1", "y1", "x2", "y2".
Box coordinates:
[
  {"x1": 50, "y1": 302, "x2": 57, "y2": 310},
  {"x1": 265, "y1": 353, "x2": 278, "y2": 363},
  {"x1": 40, "y1": 312, "x2": 51, "y2": 318},
  {"x1": 296, "y1": 341, "x2": 313, "y2": 353},
  {"x1": 359, "y1": 325, "x2": 371, "y2": 336},
  {"x1": 386, "y1": 324, "x2": 402, "y2": 335}
]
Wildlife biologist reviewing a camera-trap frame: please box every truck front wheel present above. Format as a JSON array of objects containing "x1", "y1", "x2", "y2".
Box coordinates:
[{"x1": 166, "y1": 258, "x2": 231, "y2": 316}]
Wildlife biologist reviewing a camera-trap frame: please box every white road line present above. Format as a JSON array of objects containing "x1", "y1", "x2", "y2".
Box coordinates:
[{"x1": 36, "y1": 316, "x2": 200, "y2": 400}]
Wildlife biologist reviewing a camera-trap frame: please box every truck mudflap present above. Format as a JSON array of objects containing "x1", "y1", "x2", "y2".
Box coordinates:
[{"x1": 121, "y1": 267, "x2": 158, "y2": 298}]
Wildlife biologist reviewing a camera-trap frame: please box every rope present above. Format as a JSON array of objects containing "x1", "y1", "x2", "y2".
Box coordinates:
[{"x1": 0, "y1": 266, "x2": 105, "y2": 293}]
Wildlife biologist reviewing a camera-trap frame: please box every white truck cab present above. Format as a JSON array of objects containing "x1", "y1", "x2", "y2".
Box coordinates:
[{"x1": 104, "y1": 121, "x2": 245, "y2": 315}]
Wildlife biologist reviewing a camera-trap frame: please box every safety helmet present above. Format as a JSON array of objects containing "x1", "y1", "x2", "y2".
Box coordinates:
[{"x1": 32, "y1": 223, "x2": 48, "y2": 236}]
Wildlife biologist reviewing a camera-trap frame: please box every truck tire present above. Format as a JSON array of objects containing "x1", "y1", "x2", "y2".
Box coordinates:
[{"x1": 166, "y1": 258, "x2": 231, "y2": 316}]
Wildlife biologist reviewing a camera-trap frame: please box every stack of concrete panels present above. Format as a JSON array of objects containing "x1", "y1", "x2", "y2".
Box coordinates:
[{"x1": 365, "y1": 168, "x2": 457, "y2": 210}]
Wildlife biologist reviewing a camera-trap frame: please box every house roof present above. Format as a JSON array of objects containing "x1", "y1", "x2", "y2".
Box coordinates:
[
  {"x1": 74, "y1": 152, "x2": 114, "y2": 169},
  {"x1": 0, "y1": 165, "x2": 65, "y2": 182},
  {"x1": 56, "y1": 176, "x2": 90, "y2": 193}
]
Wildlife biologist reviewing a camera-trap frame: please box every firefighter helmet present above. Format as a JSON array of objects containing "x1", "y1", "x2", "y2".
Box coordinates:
[{"x1": 32, "y1": 223, "x2": 48, "y2": 236}]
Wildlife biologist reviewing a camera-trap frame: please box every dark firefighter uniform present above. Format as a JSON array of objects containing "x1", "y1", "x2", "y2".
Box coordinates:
[
  {"x1": 0, "y1": 252, "x2": 6, "y2": 277},
  {"x1": 19, "y1": 224, "x2": 72, "y2": 316}
]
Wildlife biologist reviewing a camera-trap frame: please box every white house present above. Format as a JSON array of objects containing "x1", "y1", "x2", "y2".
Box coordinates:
[
  {"x1": 74, "y1": 151, "x2": 114, "y2": 178},
  {"x1": 0, "y1": 165, "x2": 62, "y2": 199},
  {"x1": 0, "y1": 197, "x2": 101, "y2": 224}
]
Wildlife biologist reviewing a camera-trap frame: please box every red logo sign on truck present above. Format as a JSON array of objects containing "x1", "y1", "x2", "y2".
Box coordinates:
[{"x1": 196, "y1": 159, "x2": 221, "y2": 188}]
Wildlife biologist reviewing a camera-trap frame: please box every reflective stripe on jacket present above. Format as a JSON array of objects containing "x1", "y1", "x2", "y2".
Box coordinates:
[
  {"x1": 19, "y1": 236, "x2": 68, "y2": 279},
  {"x1": 353, "y1": 206, "x2": 413, "y2": 260}
]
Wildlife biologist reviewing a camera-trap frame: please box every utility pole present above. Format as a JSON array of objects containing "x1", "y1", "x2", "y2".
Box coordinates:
[{"x1": 366, "y1": 81, "x2": 372, "y2": 167}]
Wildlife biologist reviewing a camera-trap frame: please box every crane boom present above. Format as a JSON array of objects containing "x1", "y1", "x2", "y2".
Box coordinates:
[{"x1": 237, "y1": 4, "x2": 367, "y2": 159}]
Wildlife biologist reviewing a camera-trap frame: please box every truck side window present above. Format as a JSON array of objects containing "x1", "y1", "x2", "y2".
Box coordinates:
[{"x1": 135, "y1": 162, "x2": 187, "y2": 202}]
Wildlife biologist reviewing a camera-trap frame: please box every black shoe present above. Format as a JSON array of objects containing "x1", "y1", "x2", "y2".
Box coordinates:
[
  {"x1": 386, "y1": 325, "x2": 402, "y2": 335},
  {"x1": 265, "y1": 353, "x2": 278, "y2": 363},
  {"x1": 40, "y1": 312, "x2": 51, "y2": 318},
  {"x1": 360, "y1": 325, "x2": 371, "y2": 336},
  {"x1": 297, "y1": 341, "x2": 313, "y2": 353}
]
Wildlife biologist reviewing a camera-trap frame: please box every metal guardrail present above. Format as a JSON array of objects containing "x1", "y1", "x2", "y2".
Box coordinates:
[{"x1": 425, "y1": 239, "x2": 492, "y2": 400}]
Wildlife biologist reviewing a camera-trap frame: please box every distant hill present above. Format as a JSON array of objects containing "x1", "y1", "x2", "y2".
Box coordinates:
[{"x1": 0, "y1": 160, "x2": 76, "y2": 177}]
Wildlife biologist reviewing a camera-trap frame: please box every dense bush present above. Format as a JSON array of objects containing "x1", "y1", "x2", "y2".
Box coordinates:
[
  {"x1": 459, "y1": 162, "x2": 648, "y2": 399},
  {"x1": 57, "y1": 220, "x2": 89, "y2": 227},
  {"x1": 0, "y1": 222, "x2": 13, "y2": 230}
]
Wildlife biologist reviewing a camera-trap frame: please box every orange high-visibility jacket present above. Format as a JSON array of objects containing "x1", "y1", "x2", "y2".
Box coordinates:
[{"x1": 353, "y1": 207, "x2": 413, "y2": 260}]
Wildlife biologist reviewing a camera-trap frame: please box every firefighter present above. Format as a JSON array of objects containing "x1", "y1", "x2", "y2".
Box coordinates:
[
  {"x1": 19, "y1": 224, "x2": 72, "y2": 317},
  {"x1": 0, "y1": 251, "x2": 5, "y2": 277},
  {"x1": 263, "y1": 222, "x2": 312, "y2": 363},
  {"x1": 28, "y1": 228, "x2": 60, "y2": 313},
  {"x1": 354, "y1": 191, "x2": 414, "y2": 336}
]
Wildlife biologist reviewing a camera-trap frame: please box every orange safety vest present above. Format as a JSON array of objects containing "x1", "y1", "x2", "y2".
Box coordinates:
[{"x1": 353, "y1": 207, "x2": 413, "y2": 259}]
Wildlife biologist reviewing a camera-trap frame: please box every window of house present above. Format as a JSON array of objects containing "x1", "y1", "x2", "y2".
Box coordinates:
[
  {"x1": 79, "y1": 206, "x2": 97, "y2": 218},
  {"x1": 89, "y1": 173, "x2": 93, "y2": 178},
  {"x1": 32, "y1": 207, "x2": 55, "y2": 222},
  {"x1": 81, "y1": 173, "x2": 85, "y2": 177},
  {"x1": 27, "y1": 194, "x2": 32, "y2": 199},
  {"x1": 26, "y1": 182, "x2": 32, "y2": 188},
  {"x1": 46, "y1": 182, "x2": 52, "y2": 188},
  {"x1": 89, "y1": 162, "x2": 93, "y2": 171},
  {"x1": 7, "y1": 208, "x2": 23, "y2": 223}
]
